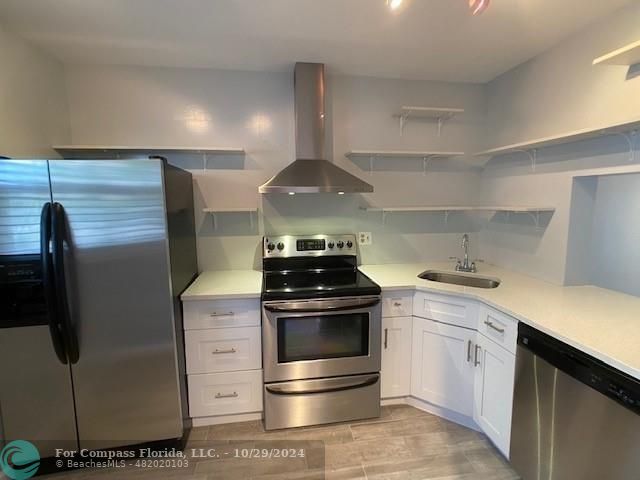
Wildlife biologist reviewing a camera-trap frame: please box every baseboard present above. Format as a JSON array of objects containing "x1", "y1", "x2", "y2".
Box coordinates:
[
  {"x1": 381, "y1": 397, "x2": 408, "y2": 406},
  {"x1": 192, "y1": 412, "x2": 263, "y2": 427},
  {"x1": 405, "y1": 396, "x2": 481, "y2": 432}
]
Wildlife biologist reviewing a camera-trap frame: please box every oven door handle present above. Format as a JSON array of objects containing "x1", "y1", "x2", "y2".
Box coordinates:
[
  {"x1": 265, "y1": 374, "x2": 379, "y2": 396},
  {"x1": 264, "y1": 297, "x2": 380, "y2": 313}
]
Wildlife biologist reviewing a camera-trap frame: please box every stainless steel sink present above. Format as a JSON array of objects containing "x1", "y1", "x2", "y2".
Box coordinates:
[{"x1": 418, "y1": 270, "x2": 501, "y2": 289}]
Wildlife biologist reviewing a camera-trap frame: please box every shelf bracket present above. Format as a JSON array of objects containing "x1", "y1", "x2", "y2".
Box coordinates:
[
  {"x1": 399, "y1": 114, "x2": 409, "y2": 136},
  {"x1": 608, "y1": 130, "x2": 637, "y2": 162},
  {"x1": 210, "y1": 213, "x2": 217, "y2": 230},
  {"x1": 423, "y1": 156, "x2": 431, "y2": 176},
  {"x1": 203, "y1": 153, "x2": 207, "y2": 171},
  {"x1": 444, "y1": 210, "x2": 451, "y2": 224},
  {"x1": 525, "y1": 211, "x2": 541, "y2": 228},
  {"x1": 369, "y1": 155, "x2": 375, "y2": 174},
  {"x1": 513, "y1": 149, "x2": 537, "y2": 171},
  {"x1": 437, "y1": 117, "x2": 444, "y2": 137}
]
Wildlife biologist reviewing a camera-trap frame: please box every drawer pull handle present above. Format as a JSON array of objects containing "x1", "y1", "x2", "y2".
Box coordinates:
[
  {"x1": 384, "y1": 328, "x2": 388, "y2": 349},
  {"x1": 212, "y1": 348, "x2": 237, "y2": 355},
  {"x1": 467, "y1": 340, "x2": 473, "y2": 363},
  {"x1": 484, "y1": 320, "x2": 505, "y2": 334},
  {"x1": 474, "y1": 345, "x2": 482, "y2": 367},
  {"x1": 210, "y1": 312, "x2": 234, "y2": 317},
  {"x1": 215, "y1": 391, "x2": 238, "y2": 399},
  {"x1": 393, "y1": 302, "x2": 402, "y2": 307}
]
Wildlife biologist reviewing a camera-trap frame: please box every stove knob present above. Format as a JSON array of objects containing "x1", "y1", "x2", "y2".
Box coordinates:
[
  {"x1": 346, "y1": 240, "x2": 353, "y2": 249},
  {"x1": 277, "y1": 242, "x2": 285, "y2": 251},
  {"x1": 267, "y1": 243, "x2": 275, "y2": 251},
  {"x1": 337, "y1": 241, "x2": 344, "y2": 249},
  {"x1": 327, "y1": 242, "x2": 335, "y2": 249}
]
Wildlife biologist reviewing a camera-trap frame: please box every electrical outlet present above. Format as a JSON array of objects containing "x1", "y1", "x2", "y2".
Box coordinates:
[{"x1": 358, "y1": 232, "x2": 372, "y2": 246}]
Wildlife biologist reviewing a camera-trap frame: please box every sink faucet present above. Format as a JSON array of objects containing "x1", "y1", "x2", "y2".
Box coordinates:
[{"x1": 450, "y1": 234, "x2": 477, "y2": 273}]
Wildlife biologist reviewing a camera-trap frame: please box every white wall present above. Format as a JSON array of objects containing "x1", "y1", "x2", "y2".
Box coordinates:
[
  {"x1": 478, "y1": 3, "x2": 640, "y2": 285},
  {"x1": 64, "y1": 65, "x2": 486, "y2": 270},
  {"x1": 485, "y1": 2, "x2": 640, "y2": 147},
  {"x1": 0, "y1": 23, "x2": 70, "y2": 157}
]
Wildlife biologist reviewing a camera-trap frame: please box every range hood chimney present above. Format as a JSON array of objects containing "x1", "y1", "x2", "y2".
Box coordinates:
[{"x1": 259, "y1": 63, "x2": 374, "y2": 194}]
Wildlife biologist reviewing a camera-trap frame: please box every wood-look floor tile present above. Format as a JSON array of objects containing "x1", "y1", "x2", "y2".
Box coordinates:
[
  {"x1": 388, "y1": 404, "x2": 430, "y2": 420},
  {"x1": 248, "y1": 465, "x2": 366, "y2": 480},
  {"x1": 324, "y1": 436, "x2": 413, "y2": 469},
  {"x1": 363, "y1": 452, "x2": 476, "y2": 479},
  {"x1": 349, "y1": 414, "x2": 443, "y2": 441}
]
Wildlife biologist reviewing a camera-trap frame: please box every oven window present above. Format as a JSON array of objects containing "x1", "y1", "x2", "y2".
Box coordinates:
[{"x1": 277, "y1": 313, "x2": 369, "y2": 363}]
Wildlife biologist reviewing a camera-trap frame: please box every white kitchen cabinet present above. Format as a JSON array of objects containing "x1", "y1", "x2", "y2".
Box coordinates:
[
  {"x1": 411, "y1": 317, "x2": 476, "y2": 416},
  {"x1": 381, "y1": 316, "x2": 412, "y2": 398},
  {"x1": 473, "y1": 332, "x2": 516, "y2": 457}
]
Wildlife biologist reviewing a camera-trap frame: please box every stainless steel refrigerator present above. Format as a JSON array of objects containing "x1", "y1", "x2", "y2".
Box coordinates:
[{"x1": 0, "y1": 158, "x2": 197, "y2": 458}]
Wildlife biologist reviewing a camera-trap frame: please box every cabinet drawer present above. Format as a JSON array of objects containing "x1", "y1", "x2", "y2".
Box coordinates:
[
  {"x1": 478, "y1": 306, "x2": 518, "y2": 354},
  {"x1": 382, "y1": 291, "x2": 413, "y2": 317},
  {"x1": 185, "y1": 327, "x2": 262, "y2": 374},
  {"x1": 183, "y1": 298, "x2": 260, "y2": 330},
  {"x1": 188, "y1": 370, "x2": 263, "y2": 418},
  {"x1": 413, "y1": 291, "x2": 478, "y2": 329}
]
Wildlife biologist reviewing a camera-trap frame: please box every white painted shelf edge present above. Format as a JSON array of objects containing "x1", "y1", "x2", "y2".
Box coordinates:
[
  {"x1": 362, "y1": 206, "x2": 555, "y2": 213},
  {"x1": 593, "y1": 39, "x2": 640, "y2": 66},
  {"x1": 346, "y1": 150, "x2": 464, "y2": 158},
  {"x1": 474, "y1": 117, "x2": 640, "y2": 158},
  {"x1": 53, "y1": 145, "x2": 245, "y2": 155},
  {"x1": 202, "y1": 208, "x2": 258, "y2": 213},
  {"x1": 395, "y1": 106, "x2": 465, "y2": 119}
]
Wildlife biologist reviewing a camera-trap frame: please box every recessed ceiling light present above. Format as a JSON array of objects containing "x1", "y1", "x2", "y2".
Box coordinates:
[
  {"x1": 338, "y1": 191, "x2": 345, "y2": 195},
  {"x1": 288, "y1": 192, "x2": 295, "y2": 195},
  {"x1": 469, "y1": 0, "x2": 490, "y2": 15},
  {"x1": 387, "y1": 0, "x2": 403, "y2": 11}
]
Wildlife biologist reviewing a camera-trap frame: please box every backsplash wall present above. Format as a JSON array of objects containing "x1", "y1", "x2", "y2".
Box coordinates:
[{"x1": 64, "y1": 65, "x2": 486, "y2": 270}]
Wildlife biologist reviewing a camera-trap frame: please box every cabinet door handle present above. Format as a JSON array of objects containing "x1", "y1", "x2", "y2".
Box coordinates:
[
  {"x1": 210, "y1": 311, "x2": 234, "y2": 317},
  {"x1": 384, "y1": 328, "x2": 388, "y2": 349},
  {"x1": 215, "y1": 391, "x2": 238, "y2": 399},
  {"x1": 484, "y1": 320, "x2": 505, "y2": 334},
  {"x1": 474, "y1": 345, "x2": 482, "y2": 367},
  {"x1": 467, "y1": 340, "x2": 473, "y2": 363},
  {"x1": 212, "y1": 348, "x2": 237, "y2": 355},
  {"x1": 393, "y1": 301, "x2": 402, "y2": 307}
]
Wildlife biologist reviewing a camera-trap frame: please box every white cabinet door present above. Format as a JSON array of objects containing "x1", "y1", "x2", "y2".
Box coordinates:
[
  {"x1": 411, "y1": 317, "x2": 476, "y2": 416},
  {"x1": 381, "y1": 316, "x2": 412, "y2": 398},
  {"x1": 473, "y1": 333, "x2": 516, "y2": 458}
]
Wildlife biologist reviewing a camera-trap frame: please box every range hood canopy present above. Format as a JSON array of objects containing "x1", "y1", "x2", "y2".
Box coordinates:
[{"x1": 259, "y1": 63, "x2": 373, "y2": 194}]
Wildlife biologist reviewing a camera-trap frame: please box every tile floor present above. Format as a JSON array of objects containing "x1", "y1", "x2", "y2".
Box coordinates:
[{"x1": 42, "y1": 405, "x2": 520, "y2": 479}]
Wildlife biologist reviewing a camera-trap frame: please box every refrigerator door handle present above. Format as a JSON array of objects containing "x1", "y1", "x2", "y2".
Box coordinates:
[
  {"x1": 51, "y1": 202, "x2": 80, "y2": 364},
  {"x1": 41, "y1": 202, "x2": 68, "y2": 364}
]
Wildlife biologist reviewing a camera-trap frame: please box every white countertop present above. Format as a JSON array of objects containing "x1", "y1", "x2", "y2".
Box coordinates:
[
  {"x1": 180, "y1": 263, "x2": 640, "y2": 379},
  {"x1": 181, "y1": 269, "x2": 262, "y2": 300},
  {"x1": 359, "y1": 262, "x2": 640, "y2": 380}
]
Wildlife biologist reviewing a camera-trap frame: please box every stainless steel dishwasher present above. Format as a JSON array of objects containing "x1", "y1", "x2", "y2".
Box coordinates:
[{"x1": 510, "y1": 323, "x2": 640, "y2": 480}]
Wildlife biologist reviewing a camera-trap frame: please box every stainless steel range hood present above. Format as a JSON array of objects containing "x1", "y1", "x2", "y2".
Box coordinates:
[{"x1": 259, "y1": 63, "x2": 374, "y2": 194}]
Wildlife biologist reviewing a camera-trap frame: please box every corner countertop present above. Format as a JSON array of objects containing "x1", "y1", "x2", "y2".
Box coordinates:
[
  {"x1": 181, "y1": 270, "x2": 262, "y2": 301},
  {"x1": 359, "y1": 262, "x2": 640, "y2": 380}
]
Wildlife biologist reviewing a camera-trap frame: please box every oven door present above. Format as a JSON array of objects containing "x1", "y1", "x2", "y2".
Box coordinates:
[{"x1": 262, "y1": 296, "x2": 381, "y2": 383}]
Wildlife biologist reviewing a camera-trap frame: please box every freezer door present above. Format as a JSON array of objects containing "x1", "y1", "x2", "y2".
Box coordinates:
[
  {"x1": 0, "y1": 159, "x2": 78, "y2": 456},
  {"x1": 48, "y1": 159, "x2": 183, "y2": 449}
]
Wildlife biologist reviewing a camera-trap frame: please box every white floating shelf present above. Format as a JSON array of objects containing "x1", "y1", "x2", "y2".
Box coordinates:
[
  {"x1": 593, "y1": 40, "x2": 640, "y2": 66},
  {"x1": 347, "y1": 150, "x2": 464, "y2": 159},
  {"x1": 474, "y1": 116, "x2": 640, "y2": 164},
  {"x1": 362, "y1": 206, "x2": 555, "y2": 213},
  {"x1": 362, "y1": 205, "x2": 555, "y2": 227},
  {"x1": 54, "y1": 145, "x2": 245, "y2": 158},
  {"x1": 346, "y1": 150, "x2": 464, "y2": 174},
  {"x1": 202, "y1": 208, "x2": 258, "y2": 213},
  {"x1": 393, "y1": 106, "x2": 464, "y2": 136}
]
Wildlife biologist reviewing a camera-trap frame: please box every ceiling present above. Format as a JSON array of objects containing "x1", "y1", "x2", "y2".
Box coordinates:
[{"x1": 0, "y1": 0, "x2": 633, "y2": 83}]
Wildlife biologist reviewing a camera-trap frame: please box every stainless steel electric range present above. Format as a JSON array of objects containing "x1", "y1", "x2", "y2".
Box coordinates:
[{"x1": 261, "y1": 234, "x2": 382, "y2": 430}]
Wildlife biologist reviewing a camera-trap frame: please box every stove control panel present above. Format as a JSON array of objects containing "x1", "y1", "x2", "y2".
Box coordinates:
[{"x1": 264, "y1": 234, "x2": 357, "y2": 258}]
